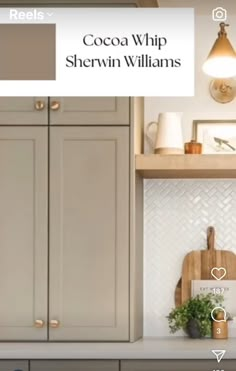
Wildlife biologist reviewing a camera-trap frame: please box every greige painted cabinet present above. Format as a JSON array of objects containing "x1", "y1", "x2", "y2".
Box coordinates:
[
  {"x1": 0, "y1": 127, "x2": 48, "y2": 340},
  {"x1": 31, "y1": 360, "x2": 119, "y2": 371},
  {"x1": 49, "y1": 97, "x2": 130, "y2": 126},
  {"x1": 0, "y1": 125, "x2": 130, "y2": 341},
  {"x1": 0, "y1": 97, "x2": 129, "y2": 126},
  {"x1": 0, "y1": 98, "x2": 48, "y2": 125},
  {"x1": 49, "y1": 126, "x2": 129, "y2": 340},
  {"x1": 0, "y1": 361, "x2": 29, "y2": 371},
  {"x1": 121, "y1": 360, "x2": 236, "y2": 371}
]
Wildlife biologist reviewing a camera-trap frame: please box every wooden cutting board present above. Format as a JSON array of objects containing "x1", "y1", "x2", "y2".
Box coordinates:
[
  {"x1": 178, "y1": 226, "x2": 236, "y2": 305},
  {"x1": 175, "y1": 277, "x2": 182, "y2": 307}
]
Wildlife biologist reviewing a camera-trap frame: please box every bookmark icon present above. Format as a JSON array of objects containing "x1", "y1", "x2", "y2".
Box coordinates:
[{"x1": 212, "y1": 350, "x2": 226, "y2": 363}]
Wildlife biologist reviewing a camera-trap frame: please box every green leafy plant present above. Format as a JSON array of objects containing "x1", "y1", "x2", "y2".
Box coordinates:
[{"x1": 167, "y1": 293, "x2": 224, "y2": 337}]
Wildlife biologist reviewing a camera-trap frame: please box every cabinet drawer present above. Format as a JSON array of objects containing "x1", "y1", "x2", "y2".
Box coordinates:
[
  {"x1": 0, "y1": 98, "x2": 47, "y2": 125},
  {"x1": 49, "y1": 97, "x2": 129, "y2": 125},
  {"x1": 121, "y1": 359, "x2": 235, "y2": 371},
  {"x1": 30, "y1": 360, "x2": 119, "y2": 371},
  {"x1": 0, "y1": 361, "x2": 28, "y2": 371}
]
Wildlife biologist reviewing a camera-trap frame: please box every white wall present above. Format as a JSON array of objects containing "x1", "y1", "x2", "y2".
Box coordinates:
[
  {"x1": 143, "y1": 14, "x2": 236, "y2": 337},
  {"x1": 145, "y1": 15, "x2": 236, "y2": 148}
]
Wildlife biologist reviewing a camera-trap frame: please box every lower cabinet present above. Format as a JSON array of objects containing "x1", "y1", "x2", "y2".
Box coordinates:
[
  {"x1": 120, "y1": 359, "x2": 235, "y2": 371},
  {"x1": 2, "y1": 359, "x2": 236, "y2": 371},
  {"x1": 0, "y1": 361, "x2": 29, "y2": 371},
  {"x1": 30, "y1": 360, "x2": 119, "y2": 371}
]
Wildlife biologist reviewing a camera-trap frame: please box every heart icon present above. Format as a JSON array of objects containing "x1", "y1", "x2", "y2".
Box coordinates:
[{"x1": 211, "y1": 267, "x2": 227, "y2": 281}]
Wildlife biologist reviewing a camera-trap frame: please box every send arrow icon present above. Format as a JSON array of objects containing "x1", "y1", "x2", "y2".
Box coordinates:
[{"x1": 212, "y1": 350, "x2": 226, "y2": 363}]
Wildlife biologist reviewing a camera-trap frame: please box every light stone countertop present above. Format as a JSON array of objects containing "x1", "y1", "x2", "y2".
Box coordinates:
[{"x1": 0, "y1": 337, "x2": 235, "y2": 359}]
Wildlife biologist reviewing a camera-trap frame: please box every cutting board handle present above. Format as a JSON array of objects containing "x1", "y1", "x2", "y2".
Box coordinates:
[{"x1": 207, "y1": 226, "x2": 215, "y2": 250}]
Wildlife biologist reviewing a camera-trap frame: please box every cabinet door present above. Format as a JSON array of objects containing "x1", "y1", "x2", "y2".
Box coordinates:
[
  {"x1": 0, "y1": 361, "x2": 29, "y2": 371},
  {"x1": 121, "y1": 360, "x2": 236, "y2": 371},
  {"x1": 0, "y1": 98, "x2": 48, "y2": 125},
  {"x1": 49, "y1": 97, "x2": 129, "y2": 125},
  {"x1": 0, "y1": 127, "x2": 48, "y2": 340},
  {"x1": 49, "y1": 127, "x2": 129, "y2": 340},
  {"x1": 31, "y1": 360, "x2": 119, "y2": 371}
]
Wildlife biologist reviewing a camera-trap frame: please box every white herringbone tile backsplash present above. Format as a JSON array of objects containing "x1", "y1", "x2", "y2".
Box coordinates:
[{"x1": 143, "y1": 179, "x2": 236, "y2": 337}]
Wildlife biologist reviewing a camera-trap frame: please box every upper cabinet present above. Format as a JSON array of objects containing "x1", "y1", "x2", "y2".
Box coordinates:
[{"x1": 49, "y1": 97, "x2": 130, "y2": 126}]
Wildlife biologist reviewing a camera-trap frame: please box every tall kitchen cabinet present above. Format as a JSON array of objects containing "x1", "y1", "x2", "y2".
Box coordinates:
[
  {"x1": 0, "y1": 0, "x2": 150, "y2": 345},
  {"x1": 0, "y1": 96, "x2": 143, "y2": 342},
  {"x1": 49, "y1": 126, "x2": 129, "y2": 341},
  {"x1": 0, "y1": 127, "x2": 48, "y2": 341}
]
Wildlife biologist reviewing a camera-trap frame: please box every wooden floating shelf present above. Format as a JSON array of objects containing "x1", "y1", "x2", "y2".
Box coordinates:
[{"x1": 136, "y1": 154, "x2": 236, "y2": 179}]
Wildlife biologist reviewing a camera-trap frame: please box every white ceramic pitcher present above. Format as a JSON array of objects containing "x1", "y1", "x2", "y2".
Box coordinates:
[{"x1": 146, "y1": 112, "x2": 184, "y2": 154}]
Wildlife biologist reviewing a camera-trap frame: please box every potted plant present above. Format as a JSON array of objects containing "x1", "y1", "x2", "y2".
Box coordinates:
[{"x1": 167, "y1": 293, "x2": 224, "y2": 338}]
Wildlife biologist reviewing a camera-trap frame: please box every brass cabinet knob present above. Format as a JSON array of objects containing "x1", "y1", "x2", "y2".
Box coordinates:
[
  {"x1": 50, "y1": 101, "x2": 60, "y2": 111},
  {"x1": 34, "y1": 319, "x2": 45, "y2": 328},
  {"x1": 50, "y1": 319, "x2": 60, "y2": 328},
  {"x1": 34, "y1": 101, "x2": 45, "y2": 111}
]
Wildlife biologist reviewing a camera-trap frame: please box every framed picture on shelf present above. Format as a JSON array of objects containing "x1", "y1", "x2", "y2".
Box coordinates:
[{"x1": 193, "y1": 120, "x2": 236, "y2": 154}]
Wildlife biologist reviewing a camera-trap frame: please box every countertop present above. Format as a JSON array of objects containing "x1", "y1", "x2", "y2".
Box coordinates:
[{"x1": 0, "y1": 338, "x2": 235, "y2": 359}]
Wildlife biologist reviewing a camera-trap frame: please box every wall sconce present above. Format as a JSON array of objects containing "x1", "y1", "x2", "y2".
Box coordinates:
[
  {"x1": 209, "y1": 79, "x2": 236, "y2": 103},
  {"x1": 202, "y1": 22, "x2": 236, "y2": 103}
]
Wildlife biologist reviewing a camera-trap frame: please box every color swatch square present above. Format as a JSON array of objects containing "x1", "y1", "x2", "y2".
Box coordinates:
[{"x1": 0, "y1": 24, "x2": 55, "y2": 80}]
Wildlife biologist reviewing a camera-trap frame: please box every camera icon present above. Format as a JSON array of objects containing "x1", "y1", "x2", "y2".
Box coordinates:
[{"x1": 212, "y1": 7, "x2": 227, "y2": 22}]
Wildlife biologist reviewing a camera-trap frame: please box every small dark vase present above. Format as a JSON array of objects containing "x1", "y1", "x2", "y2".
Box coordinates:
[{"x1": 186, "y1": 319, "x2": 202, "y2": 338}]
